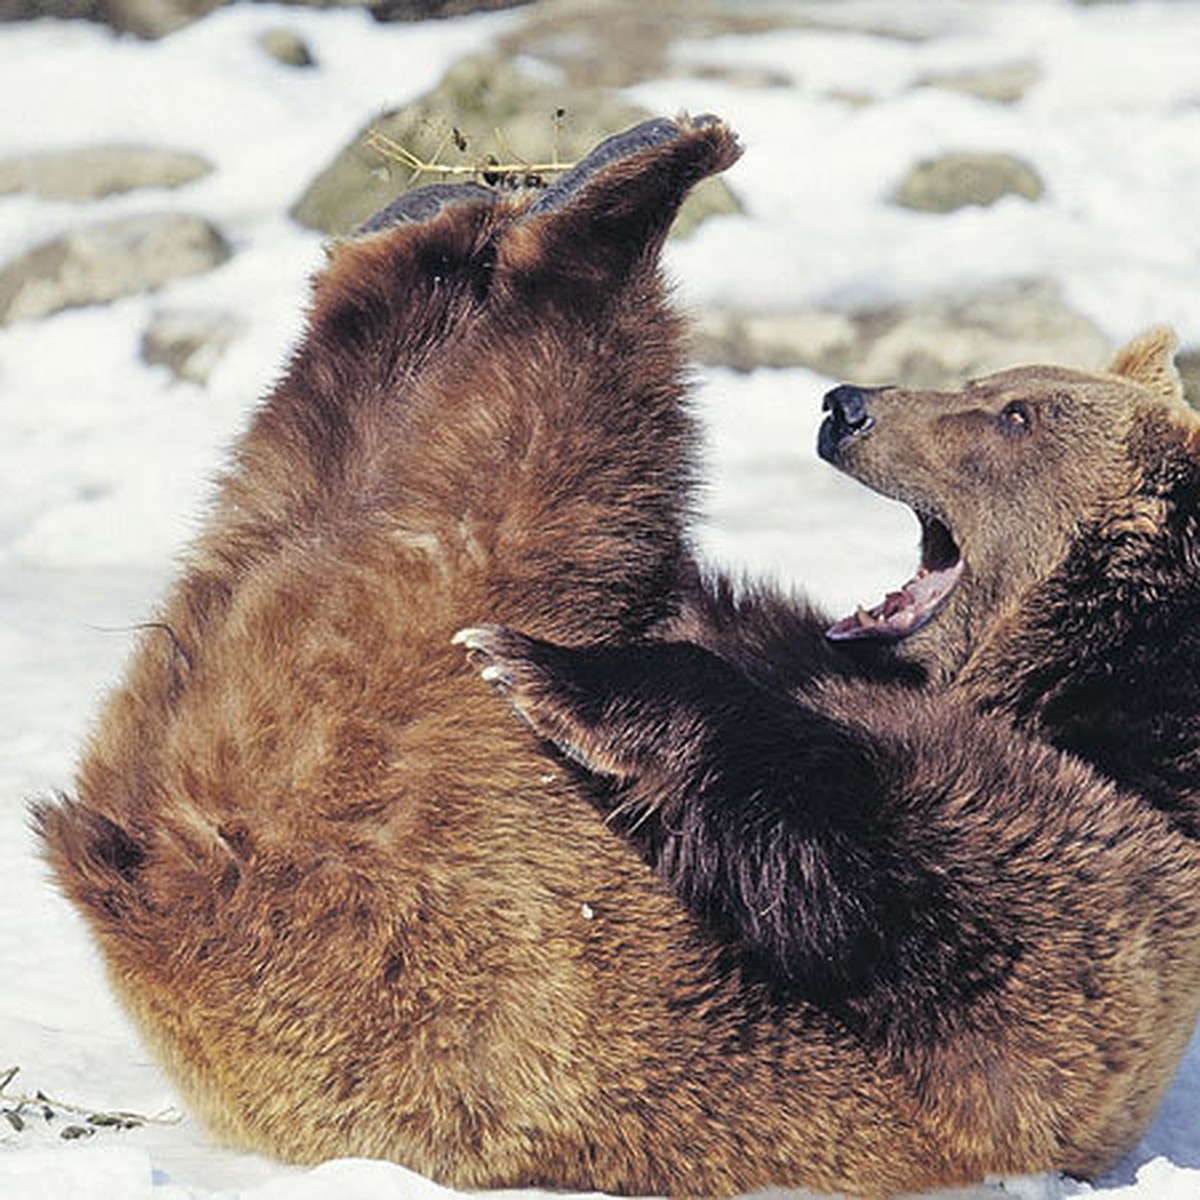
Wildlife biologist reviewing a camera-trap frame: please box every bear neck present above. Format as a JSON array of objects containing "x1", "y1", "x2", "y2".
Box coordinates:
[{"x1": 958, "y1": 445, "x2": 1200, "y2": 839}]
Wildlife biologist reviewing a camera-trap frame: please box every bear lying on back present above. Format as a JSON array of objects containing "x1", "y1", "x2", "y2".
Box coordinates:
[{"x1": 37, "y1": 115, "x2": 1200, "y2": 1197}]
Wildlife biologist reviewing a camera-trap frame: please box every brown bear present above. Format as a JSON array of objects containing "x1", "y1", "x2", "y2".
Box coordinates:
[
  {"x1": 457, "y1": 324, "x2": 1200, "y2": 1175},
  {"x1": 35, "y1": 112, "x2": 1200, "y2": 1199}
]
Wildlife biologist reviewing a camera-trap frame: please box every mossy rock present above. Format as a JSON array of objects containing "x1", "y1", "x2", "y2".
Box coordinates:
[
  {"x1": 915, "y1": 61, "x2": 1040, "y2": 106},
  {"x1": 0, "y1": 145, "x2": 213, "y2": 201},
  {"x1": 256, "y1": 28, "x2": 316, "y2": 69},
  {"x1": 370, "y1": 0, "x2": 534, "y2": 19},
  {"x1": 0, "y1": 0, "x2": 225, "y2": 39},
  {"x1": 142, "y1": 306, "x2": 245, "y2": 384},
  {"x1": 1178, "y1": 347, "x2": 1200, "y2": 412},
  {"x1": 500, "y1": 0, "x2": 925, "y2": 90},
  {"x1": 693, "y1": 279, "x2": 1109, "y2": 389},
  {"x1": 0, "y1": 213, "x2": 231, "y2": 325},
  {"x1": 893, "y1": 151, "x2": 1045, "y2": 214},
  {"x1": 290, "y1": 52, "x2": 740, "y2": 239}
]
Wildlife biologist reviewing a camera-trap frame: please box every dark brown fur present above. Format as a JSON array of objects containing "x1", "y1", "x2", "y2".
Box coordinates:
[
  {"x1": 35, "y1": 116, "x2": 1200, "y2": 1197},
  {"x1": 453, "y1": 337, "x2": 1200, "y2": 1185}
]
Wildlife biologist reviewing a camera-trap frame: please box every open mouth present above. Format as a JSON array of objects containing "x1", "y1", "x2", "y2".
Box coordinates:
[{"x1": 826, "y1": 514, "x2": 964, "y2": 643}]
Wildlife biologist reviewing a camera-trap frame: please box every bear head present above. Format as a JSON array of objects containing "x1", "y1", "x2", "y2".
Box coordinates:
[{"x1": 818, "y1": 327, "x2": 1200, "y2": 685}]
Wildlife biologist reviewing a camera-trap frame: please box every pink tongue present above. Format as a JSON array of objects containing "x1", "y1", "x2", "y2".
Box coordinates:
[{"x1": 826, "y1": 559, "x2": 964, "y2": 642}]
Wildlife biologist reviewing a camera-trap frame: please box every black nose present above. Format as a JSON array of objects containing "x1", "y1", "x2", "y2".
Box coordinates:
[{"x1": 819, "y1": 385, "x2": 877, "y2": 462}]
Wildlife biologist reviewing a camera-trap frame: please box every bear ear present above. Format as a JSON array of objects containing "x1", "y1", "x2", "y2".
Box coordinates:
[
  {"x1": 1108, "y1": 326, "x2": 1184, "y2": 403},
  {"x1": 496, "y1": 115, "x2": 741, "y2": 302}
]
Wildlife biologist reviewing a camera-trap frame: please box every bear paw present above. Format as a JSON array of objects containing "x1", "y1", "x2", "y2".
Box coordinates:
[{"x1": 452, "y1": 625, "x2": 623, "y2": 777}]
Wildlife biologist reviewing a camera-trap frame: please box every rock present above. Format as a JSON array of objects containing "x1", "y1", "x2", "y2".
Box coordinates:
[
  {"x1": 256, "y1": 28, "x2": 316, "y2": 68},
  {"x1": 693, "y1": 279, "x2": 1111, "y2": 388},
  {"x1": 104, "y1": 0, "x2": 223, "y2": 37},
  {"x1": 676, "y1": 61, "x2": 794, "y2": 90},
  {"x1": 290, "y1": 50, "x2": 741, "y2": 238},
  {"x1": 0, "y1": 0, "x2": 93, "y2": 17},
  {"x1": 823, "y1": 89, "x2": 877, "y2": 108},
  {"x1": 370, "y1": 0, "x2": 533, "y2": 19},
  {"x1": 141, "y1": 307, "x2": 245, "y2": 384},
  {"x1": 0, "y1": 0, "x2": 224, "y2": 38},
  {"x1": 0, "y1": 145, "x2": 213, "y2": 201},
  {"x1": 915, "y1": 60, "x2": 1041, "y2": 105},
  {"x1": 501, "y1": 0, "x2": 936, "y2": 92},
  {"x1": 0, "y1": 0, "x2": 92, "y2": 20},
  {"x1": 892, "y1": 151, "x2": 1044, "y2": 213},
  {"x1": 0, "y1": 213, "x2": 232, "y2": 325},
  {"x1": 255, "y1": 0, "x2": 371, "y2": 7},
  {"x1": 1178, "y1": 348, "x2": 1200, "y2": 411},
  {"x1": 500, "y1": 0, "x2": 806, "y2": 89},
  {"x1": 694, "y1": 310, "x2": 856, "y2": 375}
]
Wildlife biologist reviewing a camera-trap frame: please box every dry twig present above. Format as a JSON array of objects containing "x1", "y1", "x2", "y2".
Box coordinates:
[
  {"x1": 366, "y1": 123, "x2": 575, "y2": 190},
  {"x1": 0, "y1": 1066, "x2": 181, "y2": 1141}
]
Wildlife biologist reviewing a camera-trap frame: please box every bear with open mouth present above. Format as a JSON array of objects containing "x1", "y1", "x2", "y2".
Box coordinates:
[
  {"x1": 37, "y1": 115, "x2": 1200, "y2": 1197},
  {"x1": 463, "y1": 321, "x2": 1200, "y2": 1015}
]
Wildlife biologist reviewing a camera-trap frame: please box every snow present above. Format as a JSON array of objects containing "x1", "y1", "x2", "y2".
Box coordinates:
[{"x1": 2, "y1": 2, "x2": 1200, "y2": 1196}]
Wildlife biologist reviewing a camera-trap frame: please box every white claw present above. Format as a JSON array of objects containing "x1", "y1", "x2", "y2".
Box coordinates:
[{"x1": 451, "y1": 626, "x2": 492, "y2": 650}]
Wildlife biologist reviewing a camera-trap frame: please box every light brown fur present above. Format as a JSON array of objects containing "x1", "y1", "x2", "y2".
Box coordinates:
[
  {"x1": 36, "y1": 119, "x2": 1200, "y2": 1196},
  {"x1": 831, "y1": 329, "x2": 1199, "y2": 685}
]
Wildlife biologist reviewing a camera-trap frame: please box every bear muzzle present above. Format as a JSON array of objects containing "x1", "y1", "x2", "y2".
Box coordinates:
[{"x1": 818, "y1": 384, "x2": 880, "y2": 462}]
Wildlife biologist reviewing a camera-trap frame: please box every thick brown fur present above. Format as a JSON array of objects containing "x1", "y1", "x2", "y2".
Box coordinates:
[
  {"x1": 817, "y1": 331, "x2": 1200, "y2": 831},
  {"x1": 452, "y1": 336, "x2": 1200, "y2": 1184},
  {"x1": 35, "y1": 116, "x2": 1200, "y2": 1198}
]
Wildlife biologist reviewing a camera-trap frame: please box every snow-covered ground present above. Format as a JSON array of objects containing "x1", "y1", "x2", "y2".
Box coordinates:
[{"x1": 3, "y1": 2, "x2": 1200, "y2": 1196}]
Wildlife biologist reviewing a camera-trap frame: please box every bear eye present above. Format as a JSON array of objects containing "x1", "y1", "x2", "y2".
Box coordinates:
[{"x1": 999, "y1": 400, "x2": 1033, "y2": 435}]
